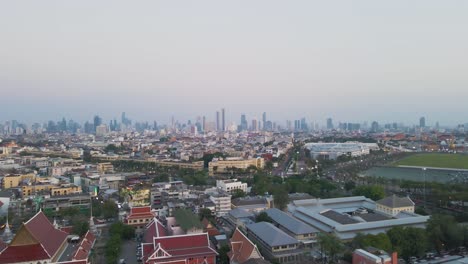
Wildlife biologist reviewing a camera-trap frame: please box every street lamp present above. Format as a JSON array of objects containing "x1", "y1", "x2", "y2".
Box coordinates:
[{"x1": 422, "y1": 167, "x2": 427, "y2": 208}]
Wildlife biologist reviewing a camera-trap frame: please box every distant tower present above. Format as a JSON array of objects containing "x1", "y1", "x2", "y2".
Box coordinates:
[
  {"x1": 241, "y1": 114, "x2": 248, "y2": 131},
  {"x1": 93, "y1": 115, "x2": 102, "y2": 133},
  {"x1": 202, "y1": 116, "x2": 206, "y2": 132},
  {"x1": 327, "y1": 118, "x2": 333, "y2": 130},
  {"x1": 216, "y1": 111, "x2": 220, "y2": 131},
  {"x1": 252, "y1": 119, "x2": 258, "y2": 131},
  {"x1": 419, "y1": 117, "x2": 426, "y2": 128},
  {"x1": 221, "y1": 108, "x2": 226, "y2": 131},
  {"x1": 262, "y1": 112, "x2": 267, "y2": 130},
  {"x1": 121, "y1": 112, "x2": 126, "y2": 124}
]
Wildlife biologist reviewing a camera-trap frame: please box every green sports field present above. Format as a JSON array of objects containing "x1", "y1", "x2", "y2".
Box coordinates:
[{"x1": 394, "y1": 153, "x2": 468, "y2": 169}]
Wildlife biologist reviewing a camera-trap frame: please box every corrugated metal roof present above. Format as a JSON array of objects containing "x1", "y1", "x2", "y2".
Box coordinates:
[
  {"x1": 265, "y1": 208, "x2": 318, "y2": 235},
  {"x1": 247, "y1": 222, "x2": 298, "y2": 247}
]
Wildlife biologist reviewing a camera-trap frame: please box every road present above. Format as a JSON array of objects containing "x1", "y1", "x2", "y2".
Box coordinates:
[{"x1": 119, "y1": 239, "x2": 138, "y2": 264}]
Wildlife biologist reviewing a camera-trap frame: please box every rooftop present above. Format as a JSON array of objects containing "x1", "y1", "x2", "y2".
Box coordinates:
[
  {"x1": 376, "y1": 195, "x2": 414, "y2": 208},
  {"x1": 247, "y1": 222, "x2": 298, "y2": 247},
  {"x1": 265, "y1": 208, "x2": 318, "y2": 235},
  {"x1": 320, "y1": 210, "x2": 360, "y2": 225}
]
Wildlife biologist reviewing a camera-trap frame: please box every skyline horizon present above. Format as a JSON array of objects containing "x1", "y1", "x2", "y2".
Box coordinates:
[
  {"x1": 2, "y1": 1, "x2": 468, "y2": 127},
  {"x1": 0, "y1": 109, "x2": 459, "y2": 128}
]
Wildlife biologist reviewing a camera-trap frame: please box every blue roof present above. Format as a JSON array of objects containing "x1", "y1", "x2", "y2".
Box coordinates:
[
  {"x1": 266, "y1": 208, "x2": 318, "y2": 235},
  {"x1": 247, "y1": 222, "x2": 298, "y2": 247}
]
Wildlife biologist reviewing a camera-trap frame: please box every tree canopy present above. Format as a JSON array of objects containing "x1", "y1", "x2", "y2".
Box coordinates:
[{"x1": 352, "y1": 185, "x2": 385, "y2": 201}]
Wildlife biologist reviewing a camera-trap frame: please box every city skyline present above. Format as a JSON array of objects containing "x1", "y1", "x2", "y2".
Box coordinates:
[
  {"x1": 0, "y1": 110, "x2": 454, "y2": 130},
  {"x1": 1, "y1": 1, "x2": 468, "y2": 125}
]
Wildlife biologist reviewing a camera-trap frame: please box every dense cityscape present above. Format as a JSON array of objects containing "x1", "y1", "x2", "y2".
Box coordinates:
[
  {"x1": 0, "y1": 111, "x2": 467, "y2": 264},
  {"x1": 2, "y1": 1, "x2": 468, "y2": 264}
]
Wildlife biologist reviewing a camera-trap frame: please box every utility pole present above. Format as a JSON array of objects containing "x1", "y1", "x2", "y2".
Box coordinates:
[{"x1": 423, "y1": 167, "x2": 427, "y2": 208}]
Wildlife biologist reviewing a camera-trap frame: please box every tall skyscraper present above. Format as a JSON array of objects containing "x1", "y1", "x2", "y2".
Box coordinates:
[
  {"x1": 93, "y1": 115, "x2": 102, "y2": 133},
  {"x1": 216, "y1": 111, "x2": 220, "y2": 131},
  {"x1": 371, "y1": 121, "x2": 379, "y2": 132},
  {"x1": 121, "y1": 112, "x2": 126, "y2": 124},
  {"x1": 326, "y1": 118, "x2": 333, "y2": 130},
  {"x1": 251, "y1": 119, "x2": 258, "y2": 131},
  {"x1": 419, "y1": 117, "x2": 426, "y2": 128},
  {"x1": 221, "y1": 108, "x2": 225, "y2": 131},
  {"x1": 240, "y1": 114, "x2": 248, "y2": 131},
  {"x1": 262, "y1": 112, "x2": 266, "y2": 130},
  {"x1": 202, "y1": 116, "x2": 206, "y2": 132}
]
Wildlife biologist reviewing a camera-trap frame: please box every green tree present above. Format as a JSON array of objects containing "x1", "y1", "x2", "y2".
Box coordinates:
[
  {"x1": 317, "y1": 233, "x2": 344, "y2": 264},
  {"x1": 72, "y1": 219, "x2": 90, "y2": 237},
  {"x1": 351, "y1": 233, "x2": 392, "y2": 252},
  {"x1": 426, "y1": 214, "x2": 464, "y2": 251},
  {"x1": 353, "y1": 185, "x2": 385, "y2": 201},
  {"x1": 105, "y1": 234, "x2": 122, "y2": 264},
  {"x1": 344, "y1": 181, "x2": 356, "y2": 192},
  {"x1": 387, "y1": 226, "x2": 428, "y2": 260},
  {"x1": 255, "y1": 212, "x2": 273, "y2": 223},
  {"x1": 273, "y1": 187, "x2": 289, "y2": 210},
  {"x1": 218, "y1": 244, "x2": 230, "y2": 264},
  {"x1": 102, "y1": 200, "x2": 118, "y2": 219},
  {"x1": 199, "y1": 208, "x2": 214, "y2": 221},
  {"x1": 231, "y1": 189, "x2": 246, "y2": 199}
]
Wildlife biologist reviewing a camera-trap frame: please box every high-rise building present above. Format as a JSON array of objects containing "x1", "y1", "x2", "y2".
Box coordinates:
[
  {"x1": 262, "y1": 112, "x2": 267, "y2": 130},
  {"x1": 371, "y1": 121, "x2": 379, "y2": 133},
  {"x1": 216, "y1": 111, "x2": 220, "y2": 131},
  {"x1": 221, "y1": 108, "x2": 226, "y2": 131},
  {"x1": 93, "y1": 115, "x2": 102, "y2": 133},
  {"x1": 240, "y1": 114, "x2": 248, "y2": 131},
  {"x1": 326, "y1": 118, "x2": 333, "y2": 130},
  {"x1": 419, "y1": 117, "x2": 426, "y2": 128},
  {"x1": 252, "y1": 119, "x2": 258, "y2": 131},
  {"x1": 300, "y1": 118, "x2": 307, "y2": 130},
  {"x1": 202, "y1": 116, "x2": 206, "y2": 132}
]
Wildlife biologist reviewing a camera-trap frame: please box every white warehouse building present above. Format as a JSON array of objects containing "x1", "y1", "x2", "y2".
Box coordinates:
[
  {"x1": 305, "y1": 142, "x2": 379, "y2": 160},
  {"x1": 288, "y1": 196, "x2": 429, "y2": 241}
]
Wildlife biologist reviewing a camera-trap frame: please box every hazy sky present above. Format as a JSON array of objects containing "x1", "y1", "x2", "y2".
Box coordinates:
[{"x1": 1, "y1": 1, "x2": 468, "y2": 126}]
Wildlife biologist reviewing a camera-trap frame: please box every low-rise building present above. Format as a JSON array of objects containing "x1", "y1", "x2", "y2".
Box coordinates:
[
  {"x1": 210, "y1": 192, "x2": 232, "y2": 217},
  {"x1": 2, "y1": 173, "x2": 35, "y2": 189},
  {"x1": 43, "y1": 194, "x2": 91, "y2": 210},
  {"x1": 141, "y1": 217, "x2": 218, "y2": 264},
  {"x1": 126, "y1": 206, "x2": 155, "y2": 230},
  {"x1": 226, "y1": 208, "x2": 255, "y2": 230},
  {"x1": 217, "y1": 179, "x2": 248, "y2": 194},
  {"x1": 375, "y1": 195, "x2": 415, "y2": 217},
  {"x1": 0, "y1": 211, "x2": 95, "y2": 264},
  {"x1": 353, "y1": 248, "x2": 398, "y2": 264},
  {"x1": 290, "y1": 196, "x2": 429, "y2": 240},
  {"x1": 228, "y1": 228, "x2": 264, "y2": 264},
  {"x1": 232, "y1": 196, "x2": 272, "y2": 213},
  {"x1": 265, "y1": 208, "x2": 318, "y2": 247},
  {"x1": 97, "y1": 162, "x2": 114, "y2": 174},
  {"x1": 246, "y1": 222, "x2": 305, "y2": 264},
  {"x1": 209, "y1": 157, "x2": 265, "y2": 176}
]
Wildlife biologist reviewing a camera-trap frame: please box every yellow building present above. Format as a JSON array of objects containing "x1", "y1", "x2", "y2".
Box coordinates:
[
  {"x1": 375, "y1": 195, "x2": 415, "y2": 216},
  {"x1": 22, "y1": 184, "x2": 82, "y2": 197},
  {"x1": 2, "y1": 173, "x2": 36, "y2": 189},
  {"x1": 208, "y1": 157, "x2": 265, "y2": 176},
  {"x1": 97, "y1": 162, "x2": 114, "y2": 174}
]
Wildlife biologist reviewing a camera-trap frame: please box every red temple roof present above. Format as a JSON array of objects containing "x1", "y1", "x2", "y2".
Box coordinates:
[
  {"x1": 24, "y1": 211, "x2": 68, "y2": 258},
  {"x1": 128, "y1": 206, "x2": 154, "y2": 220},
  {"x1": 0, "y1": 244, "x2": 49, "y2": 263}
]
